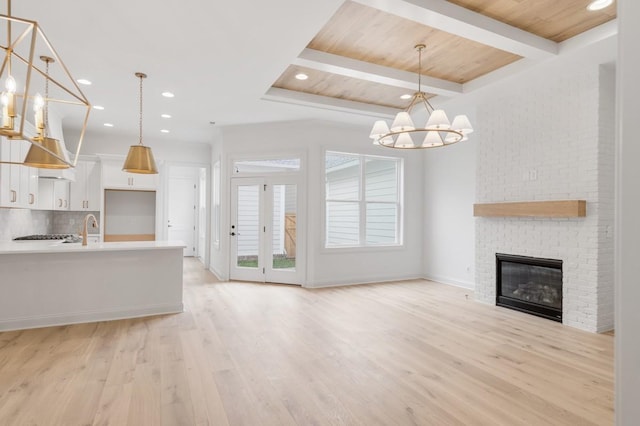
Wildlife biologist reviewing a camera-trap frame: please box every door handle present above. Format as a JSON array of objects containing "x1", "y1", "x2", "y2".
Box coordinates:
[{"x1": 168, "y1": 224, "x2": 173, "y2": 228}]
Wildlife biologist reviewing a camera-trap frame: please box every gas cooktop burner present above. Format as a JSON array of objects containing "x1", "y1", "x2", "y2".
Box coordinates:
[{"x1": 13, "y1": 234, "x2": 75, "y2": 241}]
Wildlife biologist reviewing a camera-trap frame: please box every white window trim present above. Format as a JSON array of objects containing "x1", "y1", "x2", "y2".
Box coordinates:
[{"x1": 324, "y1": 150, "x2": 403, "y2": 249}]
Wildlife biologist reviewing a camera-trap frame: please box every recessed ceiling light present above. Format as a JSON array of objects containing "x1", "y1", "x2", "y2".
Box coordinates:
[
  {"x1": 161, "y1": 129, "x2": 170, "y2": 133},
  {"x1": 103, "y1": 123, "x2": 114, "y2": 127},
  {"x1": 77, "y1": 78, "x2": 92, "y2": 85},
  {"x1": 162, "y1": 91, "x2": 175, "y2": 98},
  {"x1": 587, "y1": 0, "x2": 613, "y2": 11},
  {"x1": 295, "y1": 73, "x2": 309, "y2": 81},
  {"x1": 161, "y1": 114, "x2": 172, "y2": 119},
  {"x1": 93, "y1": 105, "x2": 105, "y2": 110},
  {"x1": 400, "y1": 94, "x2": 412, "y2": 100}
]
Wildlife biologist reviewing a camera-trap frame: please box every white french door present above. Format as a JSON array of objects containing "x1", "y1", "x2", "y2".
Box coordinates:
[{"x1": 229, "y1": 176, "x2": 302, "y2": 284}]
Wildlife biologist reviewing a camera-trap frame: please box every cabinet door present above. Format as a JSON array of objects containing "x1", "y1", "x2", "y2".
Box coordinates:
[
  {"x1": 102, "y1": 161, "x2": 131, "y2": 188},
  {"x1": 53, "y1": 180, "x2": 70, "y2": 210},
  {"x1": 26, "y1": 162, "x2": 39, "y2": 208},
  {"x1": 128, "y1": 173, "x2": 158, "y2": 190},
  {"x1": 19, "y1": 141, "x2": 38, "y2": 208},
  {"x1": 37, "y1": 179, "x2": 54, "y2": 210},
  {"x1": 0, "y1": 138, "x2": 11, "y2": 206},
  {"x1": 69, "y1": 161, "x2": 87, "y2": 211},
  {"x1": 85, "y1": 161, "x2": 101, "y2": 210}
]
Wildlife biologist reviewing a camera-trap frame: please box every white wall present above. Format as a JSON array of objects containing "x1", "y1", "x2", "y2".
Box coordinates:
[
  {"x1": 65, "y1": 129, "x2": 211, "y2": 164},
  {"x1": 422, "y1": 111, "x2": 477, "y2": 289},
  {"x1": 617, "y1": 0, "x2": 640, "y2": 422},
  {"x1": 473, "y1": 63, "x2": 614, "y2": 333},
  {"x1": 211, "y1": 120, "x2": 424, "y2": 286},
  {"x1": 208, "y1": 128, "x2": 225, "y2": 278}
]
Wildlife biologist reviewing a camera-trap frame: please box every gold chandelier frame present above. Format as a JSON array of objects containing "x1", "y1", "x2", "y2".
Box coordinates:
[{"x1": 0, "y1": 0, "x2": 90, "y2": 167}]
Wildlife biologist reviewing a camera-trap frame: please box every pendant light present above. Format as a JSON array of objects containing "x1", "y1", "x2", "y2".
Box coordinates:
[
  {"x1": 23, "y1": 56, "x2": 70, "y2": 169},
  {"x1": 369, "y1": 44, "x2": 473, "y2": 149},
  {"x1": 0, "y1": 0, "x2": 91, "y2": 167},
  {"x1": 123, "y1": 72, "x2": 158, "y2": 174}
]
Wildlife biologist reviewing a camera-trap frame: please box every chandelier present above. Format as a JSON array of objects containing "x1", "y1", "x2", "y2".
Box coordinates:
[
  {"x1": 0, "y1": 0, "x2": 91, "y2": 168},
  {"x1": 369, "y1": 44, "x2": 473, "y2": 149},
  {"x1": 122, "y1": 72, "x2": 158, "y2": 174}
]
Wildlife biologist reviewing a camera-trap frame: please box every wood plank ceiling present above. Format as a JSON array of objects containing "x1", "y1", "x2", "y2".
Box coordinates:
[{"x1": 268, "y1": 0, "x2": 617, "y2": 114}]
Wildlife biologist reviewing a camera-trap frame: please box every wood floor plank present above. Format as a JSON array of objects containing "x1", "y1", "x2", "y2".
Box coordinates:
[{"x1": 0, "y1": 258, "x2": 614, "y2": 425}]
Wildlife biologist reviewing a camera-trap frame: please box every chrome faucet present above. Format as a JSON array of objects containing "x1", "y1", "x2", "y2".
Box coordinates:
[{"x1": 82, "y1": 214, "x2": 98, "y2": 246}]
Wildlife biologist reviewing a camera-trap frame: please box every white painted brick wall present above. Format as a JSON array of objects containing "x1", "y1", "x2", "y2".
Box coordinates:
[{"x1": 475, "y1": 65, "x2": 615, "y2": 332}]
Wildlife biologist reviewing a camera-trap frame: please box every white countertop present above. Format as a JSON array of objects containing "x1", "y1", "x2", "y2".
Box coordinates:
[{"x1": 0, "y1": 240, "x2": 186, "y2": 255}]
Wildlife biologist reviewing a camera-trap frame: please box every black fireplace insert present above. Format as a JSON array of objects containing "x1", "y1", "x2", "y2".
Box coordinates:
[{"x1": 496, "y1": 253, "x2": 562, "y2": 322}]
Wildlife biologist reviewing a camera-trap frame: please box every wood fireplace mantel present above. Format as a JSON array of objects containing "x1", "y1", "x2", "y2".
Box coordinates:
[{"x1": 473, "y1": 200, "x2": 586, "y2": 218}]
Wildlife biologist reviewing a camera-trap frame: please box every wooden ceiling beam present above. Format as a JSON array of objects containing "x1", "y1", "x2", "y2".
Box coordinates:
[
  {"x1": 352, "y1": 0, "x2": 558, "y2": 59},
  {"x1": 294, "y1": 48, "x2": 463, "y2": 97},
  {"x1": 262, "y1": 87, "x2": 397, "y2": 118}
]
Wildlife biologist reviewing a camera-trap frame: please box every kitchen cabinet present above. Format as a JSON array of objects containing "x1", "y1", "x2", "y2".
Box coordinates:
[
  {"x1": 0, "y1": 138, "x2": 37, "y2": 208},
  {"x1": 38, "y1": 179, "x2": 70, "y2": 210},
  {"x1": 102, "y1": 160, "x2": 158, "y2": 190},
  {"x1": 70, "y1": 160, "x2": 100, "y2": 211}
]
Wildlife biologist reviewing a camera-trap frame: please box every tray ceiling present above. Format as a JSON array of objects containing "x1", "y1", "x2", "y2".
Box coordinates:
[{"x1": 267, "y1": 0, "x2": 617, "y2": 115}]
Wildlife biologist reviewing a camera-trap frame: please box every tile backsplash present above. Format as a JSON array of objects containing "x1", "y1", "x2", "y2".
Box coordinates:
[
  {"x1": 0, "y1": 208, "x2": 52, "y2": 242},
  {"x1": 0, "y1": 209, "x2": 100, "y2": 242},
  {"x1": 52, "y1": 211, "x2": 100, "y2": 235}
]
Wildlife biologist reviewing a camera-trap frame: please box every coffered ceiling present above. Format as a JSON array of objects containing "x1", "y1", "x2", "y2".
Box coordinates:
[
  {"x1": 7, "y1": 0, "x2": 617, "y2": 145},
  {"x1": 266, "y1": 0, "x2": 617, "y2": 118}
]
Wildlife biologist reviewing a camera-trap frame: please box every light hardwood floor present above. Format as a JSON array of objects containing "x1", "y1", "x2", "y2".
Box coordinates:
[{"x1": 0, "y1": 258, "x2": 613, "y2": 425}]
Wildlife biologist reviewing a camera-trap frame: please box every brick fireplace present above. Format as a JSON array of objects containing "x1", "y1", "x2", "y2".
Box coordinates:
[{"x1": 473, "y1": 64, "x2": 615, "y2": 332}]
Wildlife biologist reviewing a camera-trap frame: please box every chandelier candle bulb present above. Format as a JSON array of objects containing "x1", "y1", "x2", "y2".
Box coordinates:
[{"x1": 33, "y1": 93, "x2": 44, "y2": 132}]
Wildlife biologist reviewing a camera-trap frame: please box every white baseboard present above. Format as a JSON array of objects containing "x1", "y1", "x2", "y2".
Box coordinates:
[
  {"x1": 0, "y1": 303, "x2": 184, "y2": 332},
  {"x1": 209, "y1": 265, "x2": 226, "y2": 281},
  {"x1": 306, "y1": 274, "x2": 423, "y2": 289},
  {"x1": 423, "y1": 274, "x2": 475, "y2": 290}
]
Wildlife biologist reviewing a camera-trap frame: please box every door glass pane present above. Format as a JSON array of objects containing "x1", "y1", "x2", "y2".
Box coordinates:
[
  {"x1": 272, "y1": 184, "x2": 296, "y2": 270},
  {"x1": 236, "y1": 184, "x2": 260, "y2": 268}
]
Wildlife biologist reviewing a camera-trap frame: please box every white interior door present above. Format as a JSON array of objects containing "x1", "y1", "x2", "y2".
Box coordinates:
[
  {"x1": 168, "y1": 176, "x2": 197, "y2": 256},
  {"x1": 230, "y1": 177, "x2": 301, "y2": 284}
]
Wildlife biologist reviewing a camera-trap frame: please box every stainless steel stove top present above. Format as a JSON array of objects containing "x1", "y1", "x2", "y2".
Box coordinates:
[{"x1": 13, "y1": 234, "x2": 75, "y2": 241}]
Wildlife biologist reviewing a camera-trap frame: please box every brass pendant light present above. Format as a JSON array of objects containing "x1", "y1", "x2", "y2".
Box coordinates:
[
  {"x1": 23, "y1": 56, "x2": 69, "y2": 169},
  {"x1": 123, "y1": 72, "x2": 158, "y2": 174}
]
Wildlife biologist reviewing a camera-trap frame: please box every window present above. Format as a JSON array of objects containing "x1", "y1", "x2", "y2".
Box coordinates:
[{"x1": 325, "y1": 151, "x2": 402, "y2": 247}]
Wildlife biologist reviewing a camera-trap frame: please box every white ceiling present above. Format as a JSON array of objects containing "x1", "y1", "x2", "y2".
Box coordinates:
[{"x1": 9, "y1": 0, "x2": 617, "y2": 146}]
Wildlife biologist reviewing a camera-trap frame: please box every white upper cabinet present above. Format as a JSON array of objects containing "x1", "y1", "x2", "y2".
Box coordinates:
[
  {"x1": 70, "y1": 160, "x2": 101, "y2": 211},
  {"x1": 102, "y1": 159, "x2": 158, "y2": 190},
  {"x1": 0, "y1": 138, "x2": 37, "y2": 208},
  {"x1": 38, "y1": 178, "x2": 70, "y2": 211}
]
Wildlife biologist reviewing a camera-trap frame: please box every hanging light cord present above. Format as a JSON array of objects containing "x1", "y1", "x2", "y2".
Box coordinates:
[
  {"x1": 44, "y1": 58, "x2": 50, "y2": 137},
  {"x1": 417, "y1": 45, "x2": 422, "y2": 94},
  {"x1": 138, "y1": 74, "x2": 143, "y2": 145}
]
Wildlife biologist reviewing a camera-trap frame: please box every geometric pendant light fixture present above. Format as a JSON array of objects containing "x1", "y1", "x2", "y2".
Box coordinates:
[
  {"x1": 23, "y1": 56, "x2": 69, "y2": 169},
  {"x1": 122, "y1": 72, "x2": 158, "y2": 174},
  {"x1": 369, "y1": 44, "x2": 473, "y2": 149},
  {"x1": 0, "y1": 0, "x2": 91, "y2": 167}
]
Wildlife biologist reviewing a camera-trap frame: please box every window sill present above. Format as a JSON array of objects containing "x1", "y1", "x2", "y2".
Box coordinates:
[{"x1": 321, "y1": 243, "x2": 404, "y2": 254}]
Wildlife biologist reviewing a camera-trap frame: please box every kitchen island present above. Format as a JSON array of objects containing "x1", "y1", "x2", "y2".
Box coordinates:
[{"x1": 0, "y1": 240, "x2": 185, "y2": 331}]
